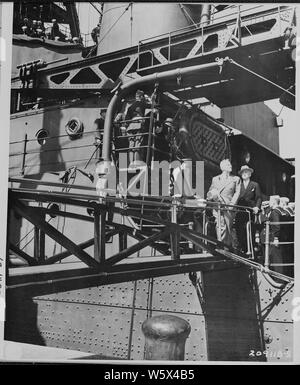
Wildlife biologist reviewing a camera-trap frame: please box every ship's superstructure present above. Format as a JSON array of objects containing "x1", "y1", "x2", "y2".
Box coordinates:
[{"x1": 4, "y1": 3, "x2": 296, "y2": 361}]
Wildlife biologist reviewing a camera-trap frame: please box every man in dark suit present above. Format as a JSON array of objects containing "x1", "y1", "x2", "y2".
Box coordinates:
[{"x1": 235, "y1": 165, "x2": 262, "y2": 253}]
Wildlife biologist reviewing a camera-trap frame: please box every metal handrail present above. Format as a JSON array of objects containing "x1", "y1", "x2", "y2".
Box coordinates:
[
  {"x1": 269, "y1": 221, "x2": 294, "y2": 225},
  {"x1": 8, "y1": 180, "x2": 261, "y2": 213},
  {"x1": 263, "y1": 219, "x2": 294, "y2": 271},
  {"x1": 138, "y1": 5, "x2": 286, "y2": 45},
  {"x1": 136, "y1": 5, "x2": 294, "y2": 70},
  {"x1": 10, "y1": 130, "x2": 99, "y2": 145}
]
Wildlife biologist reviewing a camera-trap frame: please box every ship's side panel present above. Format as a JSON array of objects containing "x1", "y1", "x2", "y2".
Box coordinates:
[
  {"x1": 5, "y1": 274, "x2": 208, "y2": 360},
  {"x1": 256, "y1": 272, "x2": 293, "y2": 362},
  {"x1": 9, "y1": 100, "x2": 106, "y2": 176},
  {"x1": 5, "y1": 267, "x2": 293, "y2": 361}
]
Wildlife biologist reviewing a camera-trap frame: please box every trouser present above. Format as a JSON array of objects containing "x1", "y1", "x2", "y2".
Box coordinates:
[
  {"x1": 270, "y1": 245, "x2": 284, "y2": 275},
  {"x1": 235, "y1": 211, "x2": 253, "y2": 253},
  {"x1": 213, "y1": 209, "x2": 234, "y2": 247},
  {"x1": 128, "y1": 131, "x2": 143, "y2": 163}
]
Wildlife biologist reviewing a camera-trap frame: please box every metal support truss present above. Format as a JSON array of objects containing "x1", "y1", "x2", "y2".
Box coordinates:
[
  {"x1": 7, "y1": 184, "x2": 294, "y2": 293},
  {"x1": 11, "y1": 5, "x2": 295, "y2": 98}
]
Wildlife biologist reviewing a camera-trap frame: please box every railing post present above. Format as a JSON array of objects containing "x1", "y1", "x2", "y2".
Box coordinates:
[
  {"x1": 137, "y1": 40, "x2": 140, "y2": 70},
  {"x1": 246, "y1": 220, "x2": 252, "y2": 258},
  {"x1": 16, "y1": 91, "x2": 21, "y2": 112},
  {"x1": 94, "y1": 206, "x2": 106, "y2": 264},
  {"x1": 39, "y1": 213, "x2": 45, "y2": 262},
  {"x1": 33, "y1": 209, "x2": 45, "y2": 263},
  {"x1": 119, "y1": 199, "x2": 127, "y2": 251},
  {"x1": 265, "y1": 220, "x2": 270, "y2": 269},
  {"x1": 188, "y1": 221, "x2": 194, "y2": 250},
  {"x1": 277, "y1": 5, "x2": 282, "y2": 35},
  {"x1": 237, "y1": 5, "x2": 242, "y2": 45},
  {"x1": 170, "y1": 198, "x2": 179, "y2": 260},
  {"x1": 20, "y1": 133, "x2": 28, "y2": 176},
  {"x1": 33, "y1": 224, "x2": 45, "y2": 262},
  {"x1": 202, "y1": 210, "x2": 207, "y2": 254},
  {"x1": 34, "y1": 225, "x2": 40, "y2": 262},
  {"x1": 168, "y1": 32, "x2": 171, "y2": 62},
  {"x1": 216, "y1": 202, "x2": 222, "y2": 241},
  {"x1": 142, "y1": 315, "x2": 191, "y2": 360}
]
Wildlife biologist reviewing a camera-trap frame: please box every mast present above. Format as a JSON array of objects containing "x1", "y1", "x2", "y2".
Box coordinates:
[{"x1": 64, "y1": 1, "x2": 81, "y2": 39}]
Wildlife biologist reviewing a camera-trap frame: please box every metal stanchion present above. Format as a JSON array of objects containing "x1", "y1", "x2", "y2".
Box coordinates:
[
  {"x1": 216, "y1": 202, "x2": 222, "y2": 241},
  {"x1": 265, "y1": 221, "x2": 270, "y2": 268},
  {"x1": 203, "y1": 210, "x2": 208, "y2": 254},
  {"x1": 246, "y1": 221, "x2": 252, "y2": 257}
]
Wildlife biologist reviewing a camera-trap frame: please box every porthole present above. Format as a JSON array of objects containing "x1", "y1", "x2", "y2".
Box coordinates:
[{"x1": 36, "y1": 129, "x2": 48, "y2": 145}]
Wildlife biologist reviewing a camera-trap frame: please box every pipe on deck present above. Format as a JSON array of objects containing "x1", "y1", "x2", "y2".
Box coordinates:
[{"x1": 102, "y1": 58, "x2": 226, "y2": 162}]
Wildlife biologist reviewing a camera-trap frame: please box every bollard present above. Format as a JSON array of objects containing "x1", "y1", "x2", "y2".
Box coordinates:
[{"x1": 142, "y1": 315, "x2": 191, "y2": 360}]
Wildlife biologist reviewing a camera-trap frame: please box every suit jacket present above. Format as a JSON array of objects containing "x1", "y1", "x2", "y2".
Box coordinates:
[
  {"x1": 125, "y1": 100, "x2": 147, "y2": 120},
  {"x1": 237, "y1": 180, "x2": 262, "y2": 208},
  {"x1": 207, "y1": 174, "x2": 241, "y2": 205}
]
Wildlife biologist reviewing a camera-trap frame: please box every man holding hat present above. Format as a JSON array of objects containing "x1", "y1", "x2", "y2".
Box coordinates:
[
  {"x1": 207, "y1": 159, "x2": 241, "y2": 246},
  {"x1": 235, "y1": 165, "x2": 262, "y2": 253}
]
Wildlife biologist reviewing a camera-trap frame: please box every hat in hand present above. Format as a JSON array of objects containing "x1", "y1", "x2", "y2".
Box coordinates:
[
  {"x1": 238, "y1": 165, "x2": 254, "y2": 175},
  {"x1": 207, "y1": 188, "x2": 219, "y2": 201}
]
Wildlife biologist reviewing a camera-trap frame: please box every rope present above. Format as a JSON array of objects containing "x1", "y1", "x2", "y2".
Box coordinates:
[
  {"x1": 89, "y1": 2, "x2": 103, "y2": 16},
  {"x1": 130, "y1": 3, "x2": 133, "y2": 47},
  {"x1": 229, "y1": 58, "x2": 295, "y2": 98},
  {"x1": 216, "y1": 248, "x2": 294, "y2": 284},
  {"x1": 178, "y1": 4, "x2": 197, "y2": 27},
  {"x1": 95, "y1": 3, "x2": 132, "y2": 48},
  {"x1": 10, "y1": 130, "x2": 99, "y2": 145}
]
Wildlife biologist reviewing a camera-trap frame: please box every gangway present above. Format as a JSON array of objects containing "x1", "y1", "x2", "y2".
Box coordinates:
[{"x1": 7, "y1": 179, "x2": 294, "y2": 296}]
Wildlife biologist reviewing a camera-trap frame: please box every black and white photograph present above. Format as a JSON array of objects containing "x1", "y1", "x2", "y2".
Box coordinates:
[{"x1": 0, "y1": 1, "x2": 299, "y2": 366}]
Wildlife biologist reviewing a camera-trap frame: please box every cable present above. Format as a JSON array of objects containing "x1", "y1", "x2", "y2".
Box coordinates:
[
  {"x1": 102, "y1": 4, "x2": 129, "y2": 14},
  {"x1": 130, "y1": 2, "x2": 133, "y2": 47},
  {"x1": 89, "y1": 2, "x2": 103, "y2": 16},
  {"x1": 96, "y1": 3, "x2": 132, "y2": 48},
  {"x1": 178, "y1": 4, "x2": 197, "y2": 27},
  {"x1": 229, "y1": 58, "x2": 295, "y2": 98},
  {"x1": 276, "y1": 104, "x2": 285, "y2": 117}
]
